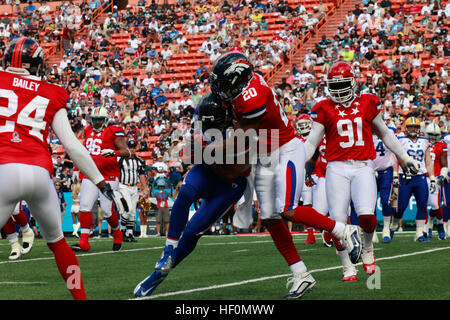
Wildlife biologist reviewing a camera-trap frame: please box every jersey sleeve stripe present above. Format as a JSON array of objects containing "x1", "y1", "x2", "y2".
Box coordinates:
[
  {"x1": 114, "y1": 131, "x2": 125, "y2": 136},
  {"x1": 309, "y1": 111, "x2": 317, "y2": 119},
  {"x1": 240, "y1": 105, "x2": 266, "y2": 118}
]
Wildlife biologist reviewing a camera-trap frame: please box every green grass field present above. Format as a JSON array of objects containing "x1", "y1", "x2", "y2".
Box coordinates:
[{"x1": 0, "y1": 231, "x2": 449, "y2": 301}]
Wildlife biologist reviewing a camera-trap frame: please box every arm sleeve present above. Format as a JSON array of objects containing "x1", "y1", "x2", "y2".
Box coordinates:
[
  {"x1": 51, "y1": 108, "x2": 104, "y2": 185},
  {"x1": 304, "y1": 121, "x2": 325, "y2": 162},
  {"x1": 372, "y1": 113, "x2": 410, "y2": 163}
]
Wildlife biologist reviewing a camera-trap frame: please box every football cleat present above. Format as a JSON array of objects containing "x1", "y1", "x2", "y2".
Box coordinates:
[
  {"x1": 342, "y1": 265, "x2": 358, "y2": 282},
  {"x1": 70, "y1": 242, "x2": 90, "y2": 252},
  {"x1": 8, "y1": 242, "x2": 22, "y2": 260},
  {"x1": 284, "y1": 271, "x2": 316, "y2": 299},
  {"x1": 322, "y1": 231, "x2": 333, "y2": 248},
  {"x1": 21, "y1": 228, "x2": 35, "y2": 254},
  {"x1": 414, "y1": 235, "x2": 431, "y2": 242},
  {"x1": 437, "y1": 224, "x2": 446, "y2": 240},
  {"x1": 304, "y1": 233, "x2": 316, "y2": 244},
  {"x1": 72, "y1": 231, "x2": 80, "y2": 238},
  {"x1": 155, "y1": 245, "x2": 175, "y2": 272},
  {"x1": 361, "y1": 248, "x2": 376, "y2": 275},
  {"x1": 124, "y1": 234, "x2": 138, "y2": 243},
  {"x1": 342, "y1": 225, "x2": 362, "y2": 264},
  {"x1": 134, "y1": 270, "x2": 169, "y2": 297},
  {"x1": 112, "y1": 229, "x2": 123, "y2": 251}
]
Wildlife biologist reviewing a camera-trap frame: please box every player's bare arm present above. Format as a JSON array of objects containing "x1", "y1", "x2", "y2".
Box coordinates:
[{"x1": 304, "y1": 121, "x2": 325, "y2": 162}]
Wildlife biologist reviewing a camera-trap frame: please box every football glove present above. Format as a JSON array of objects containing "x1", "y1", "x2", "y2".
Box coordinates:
[
  {"x1": 305, "y1": 174, "x2": 316, "y2": 187},
  {"x1": 101, "y1": 149, "x2": 119, "y2": 157},
  {"x1": 100, "y1": 183, "x2": 129, "y2": 214},
  {"x1": 403, "y1": 157, "x2": 419, "y2": 175},
  {"x1": 437, "y1": 175, "x2": 450, "y2": 186},
  {"x1": 429, "y1": 180, "x2": 437, "y2": 194},
  {"x1": 393, "y1": 175, "x2": 400, "y2": 188}
]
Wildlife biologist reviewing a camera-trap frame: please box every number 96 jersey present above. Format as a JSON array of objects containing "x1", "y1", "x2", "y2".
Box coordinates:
[
  {"x1": 397, "y1": 136, "x2": 430, "y2": 175},
  {"x1": 0, "y1": 70, "x2": 69, "y2": 176},
  {"x1": 82, "y1": 124, "x2": 125, "y2": 180},
  {"x1": 310, "y1": 94, "x2": 381, "y2": 162}
]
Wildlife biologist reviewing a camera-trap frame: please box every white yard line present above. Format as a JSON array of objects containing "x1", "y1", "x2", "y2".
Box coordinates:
[
  {"x1": 131, "y1": 246, "x2": 450, "y2": 300},
  {"x1": 0, "y1": 282, "x2": 46, "y2": 285}
]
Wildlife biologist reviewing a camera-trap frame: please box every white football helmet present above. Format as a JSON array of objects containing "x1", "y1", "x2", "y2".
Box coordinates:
[
  {"x1": 90, "y1": 107, "x2": 109, "y2": 132},
  {"x1": 296, "y1": 114, "x2": 312, "y2": 136},
  {"x1": 425, "y1": 122, "x2": 442, "y2": 143}
]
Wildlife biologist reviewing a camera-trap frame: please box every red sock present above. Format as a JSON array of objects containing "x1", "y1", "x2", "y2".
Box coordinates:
[
  {"x1": 3, "y1": 217, "x2": 17, "y2": 235},
  {"x1": 267, "y1": 220, "x2": 301, "y2": 265},
  {"x1": 431, "y1": 208, "x2": 443, "y2": 220},
  {"x1": 359, "y1": 214, "x2": 377, "y2": 233},
  {"x1": 106, "y1": 212, "x2": 119, "y2": 230},
  {"x1": 79, "y1": 211, "x2": 92, "y2": 246},
  {"x1": 323, "y1": 230, "x2": 332, "y2": 243},
  {"x1": 307, "y1": 227, "x2": 314, "y2": 235},
  {"x1": 14, "y1": 206, "x2": 29, "y2": 227},
  {"x1": 292, "y1": 206, "x2": 336, "y2": 232},
  {"x1": 330, "y1": 234, "x2": 345, "y2": 251},
  {"x1": 47, "y1": 238, "x2": 87, "y2": 300}
]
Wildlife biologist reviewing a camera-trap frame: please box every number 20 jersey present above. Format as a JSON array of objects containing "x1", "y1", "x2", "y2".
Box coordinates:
[
  {"x1": 310, "y1": 94, "x2": 381, "y2": 162},
  {"x1": 0, "y1": 70, "x2": 69, "y2": 175},
  {"x1": 231, "y1": 72, "x2": 295, "y2": 153}
]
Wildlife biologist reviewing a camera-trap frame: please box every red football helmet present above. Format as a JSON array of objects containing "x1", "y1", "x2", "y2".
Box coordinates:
[
  {"x1": 296, "y1": 113, "x2": 312, "y2": 136},
  {"x1": 326, "y1": 61, "x2": 356, "y2": 104}
]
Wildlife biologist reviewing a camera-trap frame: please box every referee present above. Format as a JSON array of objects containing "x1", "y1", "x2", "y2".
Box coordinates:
[{"x1": 118, "y1": 140, "x2": 149, "y2": 242}]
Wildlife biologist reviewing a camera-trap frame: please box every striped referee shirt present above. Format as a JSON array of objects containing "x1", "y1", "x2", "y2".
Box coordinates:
[{"x1": 118, "y1": 156, "x2": 147, "y2": 186}]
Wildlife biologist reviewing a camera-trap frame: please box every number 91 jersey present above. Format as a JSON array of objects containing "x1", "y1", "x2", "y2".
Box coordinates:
[
  {"x1": 310, "y1": 94, "x2": 381, "y2": 162},
  {"x1": 0, "y1": 70, "x2": 69, "y2": 176},
  {"x1": 231, "y1": 72, "x2": 295, "y2": 153},
  {"x1": 397, "y1": 136, "x2": 430, "y2": 175}
]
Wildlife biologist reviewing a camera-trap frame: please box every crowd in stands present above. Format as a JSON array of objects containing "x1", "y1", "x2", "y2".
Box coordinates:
[{"x1": 0, "y1": 0, "x2": 449, "y2": 234}]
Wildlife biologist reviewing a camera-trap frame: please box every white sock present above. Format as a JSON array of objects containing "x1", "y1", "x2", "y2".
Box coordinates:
[
  {"x1": 7, "y1": 232, "x2": 19, "y2": 244},
  {"x1": 331, "y1": 221, "x2": 345, "y2": 238},
  {"x1": 383, "y1": 215, "x2": 391, "y2": 228},
  {"x1": 290, "y1": 260, "x2": 307, "y2": 274},
  {"x1": 416, "y1": 220, "x2": 425, "y2": 239},
  {"x1": 20, "y1": 224, "x2": 30, "y2": 233},
  {"x1": 363, "y1": 231, "x2": 374, "y2": 250},
  {"x1": 338, "y1": 249, "x2": 352, "y2": 268},
  {"x1": 165, "y1": 238, "x2": 179, "y2": 249}
]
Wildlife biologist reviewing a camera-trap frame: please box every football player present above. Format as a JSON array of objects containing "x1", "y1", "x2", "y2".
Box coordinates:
[
  {"x1": 372, "y1": 123, "x2": 397, "y2": 243},
  {"x1": 0, "y1": 37, "x2": 125, "y2": 299},
  {"x1": 296, "y1": 114, "x2": 315, "y2": 244},
  {"x1": 304, "y1": 62, "x2": 419, "y2": 280},
  {"x1": 71, "y1": 106, "x2": 130, "y2": 252},
  {"x1": 134, "y1": 93, "x2": 247, "y2": 297},
  {"x1": 391, "y1": 117, "x2": 435, "y2": 242},
  {"x1": 424, "y1": 122, "x2": 448, "y2": 240},
  {"x1": 209, "y1": 53, "x2": 361, "y2": 297},
  {"x1": 3, "y1": 201, "x2": 34, "y2": 260},
  {"x1": 438, "y1": 126, "x2": 450, "y2": 238}
]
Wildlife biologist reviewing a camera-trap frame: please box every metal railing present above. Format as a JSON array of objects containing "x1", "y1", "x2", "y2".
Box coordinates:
[{"x1": 264, "y1": 0, "x2": 343, "y2": 87}]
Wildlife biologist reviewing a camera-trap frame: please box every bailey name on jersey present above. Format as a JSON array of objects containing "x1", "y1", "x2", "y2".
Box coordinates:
[{"x1": 12, "y1": 77, "x2": 40, "y2": 91}]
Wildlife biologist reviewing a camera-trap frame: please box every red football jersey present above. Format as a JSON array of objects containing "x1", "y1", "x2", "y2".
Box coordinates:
[
  {"x1": 232, "y1": 72, "x2": 296, "y2": 152},
  {"x1": 311, "y1": 94, "x2": 381, "y2": 162},
  {"x1": 80, "y1": 124, "x2": 125, "y2": 180},
  {"x1": 0, "y1": 70, "x2": 69, "y2": 175},
  {"x1": 313, "y1": 136, "x2": 327, "y2": 178},
  {"x1": 430, "y1": 141, "x2": 447, "y2": 175}
]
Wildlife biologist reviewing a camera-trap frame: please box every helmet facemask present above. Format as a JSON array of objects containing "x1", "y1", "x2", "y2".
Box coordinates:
[
  {"x1": 327, "y1": 77, "x2": 356, "y2": 104},
  {"x1": 90, "y1": 116, "x2": 108, "y2": 132},
  {"x1": 405, "y1": 125, "x2": 420, "y2": 138}
]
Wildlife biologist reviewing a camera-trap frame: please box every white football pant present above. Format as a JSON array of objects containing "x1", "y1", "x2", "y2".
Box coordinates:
[
  {"x1": 79, "y1": 177, "x2": 119, "y2": 218},
  {"x1": 118, "y1": 184, "x2": 139, "y2": 223},
  {"x1": 254, "y1": 138, "x2": 305, "y2": 220},
  {"x1": 326, "y1": 160, "x2": 377, "y2": 223},
  {"x1": 0, "y1": 164, "x2": 63, "y2": 243}
]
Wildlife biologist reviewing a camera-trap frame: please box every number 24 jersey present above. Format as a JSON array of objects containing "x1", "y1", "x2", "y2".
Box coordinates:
[{"x1": 0, "y1": 70, "x2": 69, "y2": 175}]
